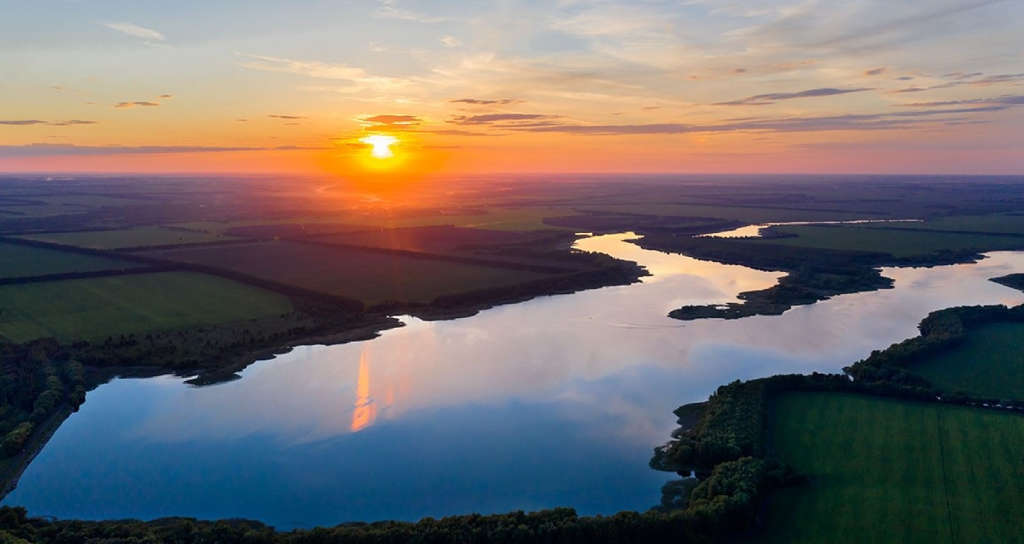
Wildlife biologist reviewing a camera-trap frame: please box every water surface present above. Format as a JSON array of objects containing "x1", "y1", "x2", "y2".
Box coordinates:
[{"x1": 5, "y1": 233, "x2": 1024, "y2": 527}]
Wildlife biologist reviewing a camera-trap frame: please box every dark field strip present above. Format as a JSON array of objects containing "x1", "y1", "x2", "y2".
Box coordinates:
[
  {"x1": 913, "y1": 322, "x2": 1024, "y2": 400},
  {"x1": 144, "y1": 241, "x2": 554, "y2": 304},
  {"x1": 0, "y1": 242, "x2": 144, "y2": 279},
  {"x1": 759, "y1": 393, "x2": 1024, "y2": 544},
  {"x1": 0, "y1": 271, "x2": 293, "y2": 343},
  {"x1": 0, "y1": 265, "x2": 178, "y2": 286}
]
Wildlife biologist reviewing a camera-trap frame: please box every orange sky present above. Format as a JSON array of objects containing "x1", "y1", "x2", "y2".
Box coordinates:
[{"x1": 2, "y1": 1, "x2": 1022, "y2": 175}]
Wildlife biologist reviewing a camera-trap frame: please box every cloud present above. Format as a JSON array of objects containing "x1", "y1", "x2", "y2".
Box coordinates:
[
  {"x1": 502, "y1": 105, "x2": 1008, "y2": 135},
  {"x1": 0, "y1": 144, "x2": 320, "y2": 158},
  {"x1": 98, "y1": 21, "x2": 165, "y2": 41},
  {"x1": 449, "y1": 113, "x2": 560, "y2": 125},
  {"x1": 888, "y1": 73, "x2": 1024, "y2": 94},
  {"x1": 114, "y1": 101, "x2": 160, "y2": 108},
  {"x1": 450, "y1": 98, "x2": 524, "y2": 105},
  {"x1": 373, "y1": 1, "x2": 447, "y2": 23},
  {"x1": 159, "y1": 94, "x2": 174, "y2": 99},
  {"x1": 715, "y1": 87, "x2": 874, "y2": 106},
  {"x1": 896, "y1": 95, "x2": 1024, "y2": 108},
  {"x1": 362, "y1": 114, "x2": 422, "y2": 127},
  {"x1": 47, "y1": 120, "x2": 98, "y2": 126},
  {"x1": 864, "y1": 67, "x2": 887, "y2": 76},
  {"x1": 441, "y1": 36, "x2": 462, "y2": 48},
  {"x1": 237, "y1": 53, "x2": 416, "y2": 95},
  {"x1": 268, "y1": 114, "x2": 304, "y2": 119},
  {"x1": 0, "y1": 119, "x2": 96, "y2": 126}
]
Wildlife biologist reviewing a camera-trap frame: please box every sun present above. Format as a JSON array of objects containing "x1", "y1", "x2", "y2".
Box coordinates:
[{"x1": 360, "y1": 135, "x2": 399, "y2": 159}]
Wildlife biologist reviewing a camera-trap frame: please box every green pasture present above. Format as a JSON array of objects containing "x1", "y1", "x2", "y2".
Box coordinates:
[
  {"x1": 759, "y1": 392, "x2": 1024, "y2": 544},
  {"x1": 0, "y1": 272, "x2": 292, "y2": 343},
  {"x1": 0, "y1": 243, "x2": 141, "y2": 279},
  {"x1": 860, "y1": 214, "x2": 1024, "y2": 235},
  {"x1": 146, "y1": 241, "x2": 551, "y2": 304},
  {"x1": 17, "y1": 226, "x2": 238, "y2": 249},
  {"x1": 913, "y1": 322, "x2": 1024, "y2": 400},
  {"x1": 756, "y1": 225, "x2": 1024, "y2": 257},
  {"x1": 574, "y1": 203, "x2": 878, "y2": 224}
]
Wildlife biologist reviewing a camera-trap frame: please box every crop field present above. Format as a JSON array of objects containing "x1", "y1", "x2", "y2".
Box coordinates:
[
  {"x1": 18, "y1": 226, "x2": 239, "y2": 249},
  {"x1": 315, "y1": 225, "x2": 532, "y2": 252},
  {"x1": 756, "y1": 225, "x2": 1024, "y2": 257},
  {"x1": 576, "y1": 203, "x2": 874, "y2": 224},
  {"x1": 912, "y1": 322, "x2": 1024, "y2": 399},
  {"x1": 0, "y1": 271, "x2": 293, "y2": 343},
  {"x1": 758, "y1": 393, "x2": 1024, "y2": 544},
  {"x1": 145, "y1": 241, "x2": 552, "y2": 304},
  {"x1": 0, "y1": 243, "x2": 142, "y2": 279}
]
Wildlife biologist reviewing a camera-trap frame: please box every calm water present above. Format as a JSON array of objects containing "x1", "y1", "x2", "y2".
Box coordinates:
[{"x1": 6, "y1": 233, "x2": 1024, "y2": 528}]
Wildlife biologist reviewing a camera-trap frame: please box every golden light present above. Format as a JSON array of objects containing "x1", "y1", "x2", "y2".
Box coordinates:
[{"x1": 360, "y1": 135, "x2": 399, "y2": 159}]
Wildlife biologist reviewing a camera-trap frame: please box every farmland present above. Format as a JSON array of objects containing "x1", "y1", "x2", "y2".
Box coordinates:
[
  {"x1": 759, "y1": 393, "x2": 1024, "y2": 544},
  {"x1": 0, "y1": 243, "x2": 141, "y2": 279},
  {"x1": 755, "y1": 224, "x2": 1024, "y2": 257},
  {"x1": 144, "y1": 241, "x2": 553, "y2": 304},
  {"x1": 912, "y1": 322, "x2": 1024, "y2": 400},
  {"x1": 17, "y1": 226, "x2": 239, "y2": 250},
  {"x1": 0, "y1": 272, "x2": 292, "y2": 343},
  {"x1": 313, "y1": 225, "x2": 533, "y2": 252}
]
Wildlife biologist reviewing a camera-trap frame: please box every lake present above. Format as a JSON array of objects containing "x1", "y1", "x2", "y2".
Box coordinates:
[{"x1": 5, "y1": 233, "x2": 1024, "y2": 528}]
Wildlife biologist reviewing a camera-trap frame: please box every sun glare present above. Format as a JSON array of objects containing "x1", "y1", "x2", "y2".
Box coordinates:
[{"x1": 361, "y1": 135, "x2": 399, "y2": 159}]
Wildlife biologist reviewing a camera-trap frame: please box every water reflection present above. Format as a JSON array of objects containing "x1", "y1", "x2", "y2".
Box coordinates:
[{"x1": 5, "y1": 234, "x2": 1024, "y2": 527}]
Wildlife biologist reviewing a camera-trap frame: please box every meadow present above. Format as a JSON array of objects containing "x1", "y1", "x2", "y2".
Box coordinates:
[
  {"x1": 0, "y1": 272, "x2": 292, "y2": 343},
  {"x1": 756, "y1": 224, "x2": 1024, "y2": 257},
  {"x1": 17, "y1": 226, "x2": 239, "y2": 249},
  {"x1": 912, "y1": 322, "x2": 1024, "y2": 400},
  {"x1": 759, "y1": 392, "x2": 1024, "y2": 544},
  {"x1": 145, "y1": 241, "x2": 552, "y2": 304},
  {"x1": 0, "y1": 243, "x2": 141, "y2": 279}
]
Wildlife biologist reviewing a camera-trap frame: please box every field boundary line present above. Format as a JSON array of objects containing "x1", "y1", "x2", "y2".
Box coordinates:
[{"x1": 935, "y1": 411, "x2": 956, "y2": 544}]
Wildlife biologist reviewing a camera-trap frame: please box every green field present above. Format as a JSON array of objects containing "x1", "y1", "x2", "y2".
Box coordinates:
[
  {"x1": 0, "y1": 243, "x2": 142, "y2": 279},
  {"x1": 756, "y1": 225, "x2": 1024, "y2": 257},
  {"x1": 577, "y1": 203, "x2": 874, "y2": 224},
  {"x1": 912, "y1": 322, "x2": 1024, "y2": 399},
  {"x1": 18, "y1": 226, "x2": 239, "y2": 249},
  {"x1": 860, "y1": 214, "x2": 1024, "y2": 235},
  {"x1": 0, "y1": 272, "x2": 292, "y2": 343},
  {"x1": 146, "y1": 241, "x2": 551, "y2": 304},
  {"x1": 759, "y1": 393, "x2": 1024, "y2": 544}
]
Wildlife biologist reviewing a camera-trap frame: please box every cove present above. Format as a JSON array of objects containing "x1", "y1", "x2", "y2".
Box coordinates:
[{"x1": 5, "y1": 233, "x2": 1024, "y2": 528}]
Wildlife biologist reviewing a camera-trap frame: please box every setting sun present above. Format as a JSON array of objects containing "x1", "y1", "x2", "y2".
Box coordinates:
[{"x1": 361, "y1": 135, "x2": 399, "y2": 160}]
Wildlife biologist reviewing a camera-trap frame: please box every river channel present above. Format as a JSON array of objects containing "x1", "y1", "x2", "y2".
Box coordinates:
[{"x1": 5, "y1": 233, "x2": 1024, "y2": 528}]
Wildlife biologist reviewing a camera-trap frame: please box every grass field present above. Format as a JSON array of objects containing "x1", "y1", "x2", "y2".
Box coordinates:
[
  {"x1": 860, "y1": 214, "x2": 1024, "y2": 235},
  {"x1": 759, "y1": 393, "x2": 1024, "y2": 544},
  {"x1": 146, "y1": 241, "x2": 551, "y2": 304},
  {"x1": 18, "y1": 226, "x2": 239, "y2": 249},
  {"x1": 912, "y1": 322, "x2": 1024, "y2": 400},
  {"x1": 0, "y1": 243, "x2": 142, "y2": 279},
  {"x1": 316, "y1": 225, "x2": 532, "y2": 252},
  {"x1": 0, "y1": 272, "x2": 292, "y2": 343},
  {"x1": 756, "y1": 225, "x2": 1024, "y2": 257},
  {"x1": 576, "y1": 203, "x2": 875, "y2": 224}
]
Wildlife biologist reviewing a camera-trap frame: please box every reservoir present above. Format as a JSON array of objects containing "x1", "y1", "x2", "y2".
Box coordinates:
[{"x1": 5, "y1": 233, "x2": 1024, "y2": 528}]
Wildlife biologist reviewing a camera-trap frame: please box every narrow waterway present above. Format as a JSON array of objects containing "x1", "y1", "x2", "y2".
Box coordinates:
[{"x1": 5, "y1": 233, "x2": 1024, "y2": 528}]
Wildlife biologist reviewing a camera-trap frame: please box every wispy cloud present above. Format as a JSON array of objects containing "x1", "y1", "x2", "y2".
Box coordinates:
[
  {"x1": 114, "y1": 101, "x2": 160, "y2": 108},
  {"x1": 450, "y1": 98, "x2": 524, "y2": 105},
  {"x1": 373, "y1": 0, "x2": 448, "y2": 23},
  {"x1": 237, "y1": 53, "x2": 418, "y2": 95},
  {"x1": 864, "y1": 67, "x2": 887, "y2": 76},
  {"x1": 98, "y1": 21, "x2": 165, "y2": 41},
  {"x1": 1, "y1": 119, "x2": 96, "y2": 126},
  {"x1": 362, "y1": 114, "x2": 422, "y2": 127},
  {"x1": 441, "y1": 36, "x2": 462, "y2": 48},
  {"x1": 450, "y1": 113, "x2": 560, "y2": 125},
  {"x1": 896, "y1": 95, "x2": 1024, "y2": 107},
  {"x1": 715, "y1": 87, "x2": 874, "y2": 106},
  {"x1": 0, "y1": 143, "x2": 319, "y2": 158},
  {"x1": 268, "y1": 114, "x2": 304, "y2": 119}
]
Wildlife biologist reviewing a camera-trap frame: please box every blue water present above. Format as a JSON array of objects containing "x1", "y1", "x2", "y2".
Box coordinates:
[{"x1": 6, "y1": 234, "x2": 1024, "y2": 528}]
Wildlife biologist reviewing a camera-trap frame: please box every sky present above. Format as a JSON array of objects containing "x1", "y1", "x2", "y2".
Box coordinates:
[{"x1": 1, "y1": 0, "x2": 1022, "y2": 175}]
